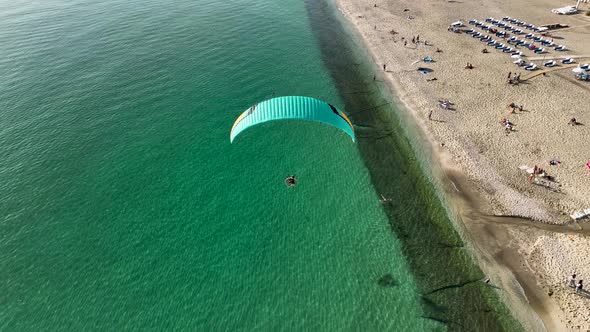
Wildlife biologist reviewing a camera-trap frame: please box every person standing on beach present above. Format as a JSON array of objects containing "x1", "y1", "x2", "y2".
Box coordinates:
[
  {"x1": 428, "y1": 110, "x2": 433, "y2": 121},
  {"x1": 417, "y1": 35, "x2": 420, "y2": 43},
  {"x1": 507, "y1": 72, "x2": 511, "y2": 82},
  {"x1": 568, "y1": 273, "x2": 577, "y2": 287},
  {"x1": 576, "y1": 280, "x2": 583, "y2": 293},
  {"x1": 383, "y1": 64, "x2": 387, "y2": 71}
]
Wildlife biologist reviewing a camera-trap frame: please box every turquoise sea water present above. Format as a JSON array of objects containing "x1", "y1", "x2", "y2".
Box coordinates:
[{"x1": 0, "y1": 0, "x2": 519, "y2": 330}]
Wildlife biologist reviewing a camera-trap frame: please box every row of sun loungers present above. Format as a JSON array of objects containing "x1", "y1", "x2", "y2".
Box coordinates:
[
  {"x1": 513, "y1": 58, "x2": 580, "y2": 69},
  {"x1": 466, "y1": 23, "x2": 567, "y2": 52},
  {"x1": 470, "y1": 17, "x2": 539, "y2": 34},
  {"x1": 462, "y1": 28, "x2": 540, "y2": 71}
]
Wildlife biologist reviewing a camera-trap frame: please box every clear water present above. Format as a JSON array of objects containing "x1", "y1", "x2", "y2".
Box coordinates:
[{"x1": 0, "y1": 0, "x2": 519, "y2": 330}]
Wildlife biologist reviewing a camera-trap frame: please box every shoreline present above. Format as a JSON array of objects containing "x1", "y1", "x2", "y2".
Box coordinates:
[
  {"x1": 308, "y1": 0, "x2": 525, "y2": 328},
  {"x1": 333, "y1": 0, "x2": 590, "y2": 329}
]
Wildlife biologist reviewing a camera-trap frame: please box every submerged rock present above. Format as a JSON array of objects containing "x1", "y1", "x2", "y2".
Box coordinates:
[{"x1": 377, "y1": 274, "x2": 398, "y2": 287}]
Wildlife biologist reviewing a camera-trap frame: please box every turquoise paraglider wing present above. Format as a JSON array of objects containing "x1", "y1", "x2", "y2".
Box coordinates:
[{"x1": 230, "y1": 96, "x2": 355, "y2": 143}]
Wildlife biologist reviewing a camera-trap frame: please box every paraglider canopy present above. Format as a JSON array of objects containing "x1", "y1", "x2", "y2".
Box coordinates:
[{"x1": 230, "y1": 96, "x2": 355, "y2": 143}]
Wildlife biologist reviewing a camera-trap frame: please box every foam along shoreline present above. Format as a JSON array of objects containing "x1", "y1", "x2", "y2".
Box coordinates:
[{"x1": 334, "y1": 0, "x2": 590, "y2": 329}]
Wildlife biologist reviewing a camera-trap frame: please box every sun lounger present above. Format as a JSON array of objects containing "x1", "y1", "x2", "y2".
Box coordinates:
[
  {"x1": 580, "y1": 64, "x2": 590, "y2": 70},
  {"x1": 533, "y1": 36, "x2": 542, "y2": 42},
  {"x1": 562, "y1": 58, "x2": 575, "y2": 64},
  {"x1": 544, "y1": 60, "x2": 557, "y2": 67},
  {"x1": 533, "y1": 48, "x2": 545, "y2": 54},
  {"x1": 525, "y1": 64, "x2": 538, "y2": 71},
  {"x1": 554, "y1": 45, "x2": 566, "y2": 51},
  {"x1": 570, "y1": 211, "x2": 586, "y2": 220},
  {"x1": 514, "y1": 59, "x2": 526, "y2": 66}
]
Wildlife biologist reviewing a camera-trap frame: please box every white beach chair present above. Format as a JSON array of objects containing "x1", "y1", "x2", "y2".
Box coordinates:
[
  {"x1": 562, "y1": 58, "x2": 575, "y2": 64},
  {"x1": 544, "y1": 60, "x2": 557, "y2": 67},
  {"x1": 570, "y1": 211, "x2": 585, "y2": 220}
]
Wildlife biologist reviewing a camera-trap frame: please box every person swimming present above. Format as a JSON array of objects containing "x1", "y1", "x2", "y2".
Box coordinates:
[{"x1": 285, "y1": 175, "x2": 297, "y2": 187}]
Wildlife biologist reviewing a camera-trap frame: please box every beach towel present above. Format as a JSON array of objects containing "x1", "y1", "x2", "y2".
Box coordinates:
[
  {"x1": 518, "y1": 165, "x2": 534, "y2": 173},
  {"x1": 586, "y1": 161, "x2": 590, "y2": 169}
]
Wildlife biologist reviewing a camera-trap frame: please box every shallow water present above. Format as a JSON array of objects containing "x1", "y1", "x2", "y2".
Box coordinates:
[{"x1": 0, "y1": 0, "x2": 519, "y2": 330}]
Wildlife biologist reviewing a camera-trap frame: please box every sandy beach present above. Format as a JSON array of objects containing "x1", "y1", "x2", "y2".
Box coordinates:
[{"x1": 335, "y1": 0, "x2": 590, "y2": 329}]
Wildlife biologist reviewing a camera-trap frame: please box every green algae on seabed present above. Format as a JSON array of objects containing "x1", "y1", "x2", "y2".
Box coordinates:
[
  {"x1": 305, "y1": 0, "x2": 524, "y2": 330},
  {"x1": 0, "y1": 0, "x2": 444, "y2": 330}
]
